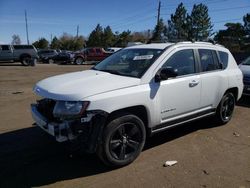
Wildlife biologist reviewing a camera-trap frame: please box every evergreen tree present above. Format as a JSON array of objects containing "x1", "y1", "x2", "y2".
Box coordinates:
[
  {"x1": 102, "y1": 26, "x2": 115, "y2": 48},
  {"x1": 214, "y1": 23, "x2": 246, "y2": 52},
  {"x1": 115, "y1": 30, "x2": 132, "y2": 47},
  {"x1": 168, "y1": 3, "x2": 188, "y2": 41},
  {"x1": 87, "y1": 24, "x2": 103, "y2": 47},
  {"x1": 50, "y1": 36, "x2": 60, "y2": 49},
  {"x1": 243, "y1": 13, "x2": 250, "y2": 35},
  {"x1": 32, "y1": 38, "x2": 49, "y2": 49},
  {"x1": 151, "y1": 18, "x2": 167, "y2": 42},
  {"x1": 188, "y1": 3, "x2": 213, "y2": 41}
]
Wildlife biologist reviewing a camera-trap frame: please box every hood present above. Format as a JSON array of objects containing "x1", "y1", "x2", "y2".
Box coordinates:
[
  {"x1": 239, "y1": 64, "x2": 250, "y2": 76},
  {"x1": 34, "y1": 70, "x2": 140, "y2": 101}
]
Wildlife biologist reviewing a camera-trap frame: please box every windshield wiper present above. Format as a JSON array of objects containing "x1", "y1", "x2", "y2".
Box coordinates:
[{"x1": 99, "y1": 69, "x2": 122, "y2": 75}]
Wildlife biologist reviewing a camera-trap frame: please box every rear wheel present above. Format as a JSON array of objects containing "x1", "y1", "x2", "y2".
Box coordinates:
[
  {"x1": 97, "y1": 113, "x2": 146, "y2": 167},
  {"x1": 74, "y1": 57, "x2": 84, "y2": 65},
  {"x1": 21, "y1": 56, "x2": 31, "y2": 66},
  {"x1": 215, "y1": 92, "x2": 235, "y2": 124}
]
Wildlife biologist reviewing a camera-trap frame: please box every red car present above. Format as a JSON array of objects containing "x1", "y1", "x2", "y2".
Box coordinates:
[{"x1": 74, "y1": 47, "x2": 113, "y2": 65}]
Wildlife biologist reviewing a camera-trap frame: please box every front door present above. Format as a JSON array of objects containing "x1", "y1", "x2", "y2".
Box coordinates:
[{"x1": 157, "y1": 49, "x2": 201, "y2": 123}]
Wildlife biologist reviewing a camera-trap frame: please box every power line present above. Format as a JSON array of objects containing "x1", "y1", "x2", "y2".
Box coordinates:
[
  {"x1": 112, "y1": 15, "x2": 156, "y2": 30},
  {"x1": 213, "y1": 17, "x2": 242, "y2": 23},
  {"x1": 161, "y1": 0, "x2": 230, "y2": 9},
  {"x1": 210, "y1": 5, "x2": 250, "y2": 12},
  {"x1": 161, "y1": 4, "x2": 250, "y2": 16}
]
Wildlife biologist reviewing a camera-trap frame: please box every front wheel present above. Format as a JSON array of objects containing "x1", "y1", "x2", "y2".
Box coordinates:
[
  {"x1": 97, "y1": 113, "x2": 146, "y2": 167},
  {"x1": 74, "y1": 57, "x2": 84, "y2": 65},
  {"x1": 215, "y1": 92, "x2": 235, "y2": 124},
  {"x1": 48, "y1": 58, "x2": 54, "y2": 64}
]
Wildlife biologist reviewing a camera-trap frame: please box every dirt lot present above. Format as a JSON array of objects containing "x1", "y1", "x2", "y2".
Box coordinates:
[{"x1": 0, "y1": 63, "x2": 250, "y2": 188}]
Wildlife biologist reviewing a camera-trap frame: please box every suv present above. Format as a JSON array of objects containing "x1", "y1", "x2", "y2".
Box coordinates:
[
  {"x1": 31, "y1": 42, "x2": 243, "y2": 166},
  {"x1": 38, "y1": 49, "x2": 58, "y2": 64},
  {"x1": 0, "y1": 44, "x2": 38, "y2": 66}
]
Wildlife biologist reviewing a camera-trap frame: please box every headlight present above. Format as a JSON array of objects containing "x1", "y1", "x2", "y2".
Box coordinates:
[{"x1": 53, "y1": 101, "x2": 89, "y2": 119}]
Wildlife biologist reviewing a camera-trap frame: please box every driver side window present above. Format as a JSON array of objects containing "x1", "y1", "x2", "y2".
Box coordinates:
[{"x1": 162, "y1": 49, "x2": 196, "y2": 76}]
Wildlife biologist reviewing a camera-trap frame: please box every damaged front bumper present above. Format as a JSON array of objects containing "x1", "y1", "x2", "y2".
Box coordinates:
[{"x1": 31, "y1": 104, "x2": 108, "y2": 153}]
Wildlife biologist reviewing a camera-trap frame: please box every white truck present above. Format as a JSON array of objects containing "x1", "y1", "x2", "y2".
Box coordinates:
[{"x1": 31, "y1": 42, "x2": 243, "y2": 166}]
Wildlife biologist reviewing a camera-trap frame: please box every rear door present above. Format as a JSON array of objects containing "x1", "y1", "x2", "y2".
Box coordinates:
[
  {"x1": 197, "y1": 49, "x2": 227, "y2": 109},
  {"x1": 0, "y1": 45, "x2": 13, "y2": 61}
]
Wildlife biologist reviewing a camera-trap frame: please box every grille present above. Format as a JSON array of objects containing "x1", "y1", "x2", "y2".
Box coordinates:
[{"x1": 37, "y1": 98, "x2": 56, "y2": 121}]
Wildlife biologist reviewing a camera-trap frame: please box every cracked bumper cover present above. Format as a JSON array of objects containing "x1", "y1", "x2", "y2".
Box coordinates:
[{"x1": 31, "y1": 104, "x2": 108, "y2": 153}]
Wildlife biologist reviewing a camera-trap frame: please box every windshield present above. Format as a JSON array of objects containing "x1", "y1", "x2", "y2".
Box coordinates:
[
  {"x1": 242, "y1": 57, "x2": 250, "y2": 65},
  {"x1": 93, "y1": 48, "x2": 163, "y2": 78}
]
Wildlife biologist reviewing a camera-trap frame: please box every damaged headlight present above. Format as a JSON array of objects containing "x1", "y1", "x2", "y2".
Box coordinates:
[{"x1": 53, "y1": 101, "x2": 89, "y2": 119}]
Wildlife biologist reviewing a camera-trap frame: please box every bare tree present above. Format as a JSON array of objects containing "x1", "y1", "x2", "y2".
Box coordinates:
[{"x1": 11, "y1": 34, "x2": 21, "y2": 45}]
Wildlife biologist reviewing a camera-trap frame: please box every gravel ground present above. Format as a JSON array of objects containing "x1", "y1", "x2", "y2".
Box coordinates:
[{"x1": 0, "y1": 63, "x2": 249, "y2": 188}]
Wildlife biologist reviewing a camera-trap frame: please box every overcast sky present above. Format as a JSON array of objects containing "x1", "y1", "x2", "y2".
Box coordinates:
[{"x1": 0, "y1": 0, "x2": 249, "y2": 44}]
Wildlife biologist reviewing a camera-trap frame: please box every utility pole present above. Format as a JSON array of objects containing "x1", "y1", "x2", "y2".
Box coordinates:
[
  {"x1": 157, "y1": 1, "x2": 161, "y2": 25},
  {"x1": 76, "y1": 25, "x2": 79, "y2": 38},
  {"x1": 24, "y1": 10, "x2": 29, "y2": 45}
]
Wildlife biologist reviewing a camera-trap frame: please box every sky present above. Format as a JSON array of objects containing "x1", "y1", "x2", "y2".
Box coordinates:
[{"x1": 0, "y1": 0, "x2": 249, "y2": 44}]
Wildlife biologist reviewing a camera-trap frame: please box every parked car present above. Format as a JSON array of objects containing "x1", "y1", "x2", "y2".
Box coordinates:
[
  {"x1": 31, "y1": 42, "x2": 243, "y2": 167},
  {"x1": 38, "y1": 49, "x2": 74, "y2": 64},
  {"x1": 74, "y1": 47, "x2": 113, "y2": 65},
  {"x1": 239, "y1": 56, "x2": 250, "y2": 95},
  {"x1": 52, "y1": 51, "x2": 74, "y2": 64},
  {"x1": 38, "y1": 49, "x2": 58, "y2": 64},
  {"x1": 0, "y1": 44, "x2": 38, "y2": 66},
  {"x1": 106, "y1": 47, "x2": 122, "y2": 53}
]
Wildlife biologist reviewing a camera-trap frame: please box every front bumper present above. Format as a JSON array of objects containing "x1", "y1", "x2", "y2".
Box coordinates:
[{"x1": 31, "y1": 104, "x2": 108, "y2": 153}]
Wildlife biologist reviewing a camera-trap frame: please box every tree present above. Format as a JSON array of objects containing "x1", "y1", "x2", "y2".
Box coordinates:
[
  {"x1": 214, "y1": 23, "x2": 246, "y2": 52},
  {"x1": 114, "y1": 30, "x2": 132, "y2": 47},
  {"x1": 168, "y1": 3, "x2": 188, "y2": 41},
  {"x1": 32, "y1": 38, "x2": 49, "y2": 49},
  {"x1": 11, "y1": 34, "x2": 21, "y2": 45},
  {"x1": 87, "y1": 24, "x2": 103, "y2": 47},
  {"x1": 102, "y1": 26, "x2": 115, "y2": 48},
  {"x1": 73, "y1": 36, "x2": 85, "y2": 51},
  {"x1": 59, "y1": 33, "x2": 85, "y2": 51},
  {"x1": 131, "y1": 31, "x2": 149, "y2": 43},
  {"x1": 50, "y1": 36, "x2": 60, "y2": 49},
  {"x1": 187, "y1": 3, "x2": 213, "y2": 41},
  {"x1": 243, "y1": 13, "x2": 250, "y2": 35},
  {"x1": 151, "y1": 18, "x2": 167, "y2": 42}
]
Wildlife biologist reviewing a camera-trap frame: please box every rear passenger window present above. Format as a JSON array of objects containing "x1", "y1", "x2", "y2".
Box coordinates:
[
  {"x1": 198, "y1": 49, "x2": 219, "y2": 72},
  {"x1": 218, "y1": 51, "x2": 228, "y2": 69},
  {"x1": 162, "y1": 49, "x2": 196, "y2": 76},
  {"x1": 1, "y1": 45, "x2": 10, "y2": 50}
]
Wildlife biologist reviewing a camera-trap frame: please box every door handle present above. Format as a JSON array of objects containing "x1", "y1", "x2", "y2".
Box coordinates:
[{"x1": 189, "y1": 80, "x2": 199, "y2": 87}]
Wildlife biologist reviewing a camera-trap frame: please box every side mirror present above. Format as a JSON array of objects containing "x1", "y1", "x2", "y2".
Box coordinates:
[
  {"x1": 155, "y1": 67, "x2": 178, "y2": 82},
  {"x1": 219, "y1": 62, "x2": 223, "y2": 69}
]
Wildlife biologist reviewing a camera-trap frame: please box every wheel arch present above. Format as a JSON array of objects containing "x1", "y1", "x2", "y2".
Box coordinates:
[
  {"x1": 225, "y1": 87, "x2": 238, "y2": 101},
  {"x1": 19, "y1": 53, "x2": 31, "y2": 59},
  {"x1": 107, "y1": 105, "x2": 149, "y2": 132}
]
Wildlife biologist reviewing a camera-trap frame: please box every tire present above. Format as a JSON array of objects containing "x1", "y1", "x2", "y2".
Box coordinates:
[
  {"x1": 20, "y1": 56, "x2": 31, "y2": 66},
  {"x1": 97, "y1": 113, "x2": 146, "y2": 167},
  {"x1": 74, "y1": 57, "x2": 84, "y2": 65},
  {"x1": 48, "y1": 59, "x2": 54, "y2": 64},
  {"x1": 215, "y1": 92, "x2": 235, "y2": 124}
]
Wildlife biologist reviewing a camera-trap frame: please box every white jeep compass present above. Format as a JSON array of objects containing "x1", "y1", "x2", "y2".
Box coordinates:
[{"x1": 31, "y1": 42, "x2": 243, "y2": 166}]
